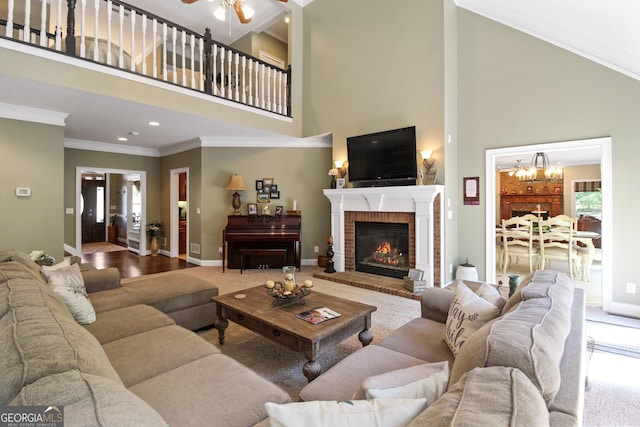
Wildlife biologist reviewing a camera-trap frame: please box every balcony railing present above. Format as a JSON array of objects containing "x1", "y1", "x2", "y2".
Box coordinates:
[{"x1": 1, "y1": 0, "x2": 290, "y2": 116}]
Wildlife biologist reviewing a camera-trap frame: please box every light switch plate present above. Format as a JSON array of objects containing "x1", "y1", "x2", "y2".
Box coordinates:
[{"x1": 15, "y1": 187, "x2": 31, "y2": 197}]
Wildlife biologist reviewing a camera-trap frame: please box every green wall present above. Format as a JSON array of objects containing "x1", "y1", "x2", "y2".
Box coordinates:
[
  {"x1": 0, "y1": 118, "x2": 65, "y2": 260},
  {"x1": 457, "y1": 10, "x2": 640, "y2": 308}
]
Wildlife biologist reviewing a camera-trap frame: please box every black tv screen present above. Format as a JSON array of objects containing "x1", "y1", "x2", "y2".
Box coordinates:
[{"x1": 347, "y1": 126, "x2": 417, "y2": 187}]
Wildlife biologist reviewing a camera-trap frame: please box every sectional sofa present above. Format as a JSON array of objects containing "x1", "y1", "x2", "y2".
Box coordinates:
[
  {"x1": 1, "y1": 249, "x2": 290, "y2": 426},
  {"x1": 295, "y1": 270, "x2": 586, "y2": 426}
]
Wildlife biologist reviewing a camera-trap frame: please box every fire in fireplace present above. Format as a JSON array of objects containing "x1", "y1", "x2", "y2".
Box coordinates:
[{"x1": 355, "y1": 221, "x2": 409, "y2": 279}]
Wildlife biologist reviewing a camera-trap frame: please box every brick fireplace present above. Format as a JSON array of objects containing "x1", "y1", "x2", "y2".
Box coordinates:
[{"x1": 323, "y1": 185, "x2": 443, "y2": 287}]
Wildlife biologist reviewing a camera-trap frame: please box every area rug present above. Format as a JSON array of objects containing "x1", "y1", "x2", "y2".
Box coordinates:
[{"x1": 82, "y1": 242, "x2": 128, "y2": 254}]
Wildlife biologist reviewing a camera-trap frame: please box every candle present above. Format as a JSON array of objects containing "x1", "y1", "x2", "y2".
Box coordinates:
[
  {"x1": 328, "y1": 235, "x2": 333, "y2": 245},
  {"x1": 293, "y1": 200, "x2": 297, "y2": 210}
]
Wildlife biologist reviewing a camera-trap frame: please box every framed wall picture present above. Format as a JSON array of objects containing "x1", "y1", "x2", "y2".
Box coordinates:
[
  {"x1": 257, "y1": 193, "x2": 270, "y2": 203},
  {"x1": 463, "y1": 177, "x2": 480, "y2": 205},
  {"x1": 263, "y1": 178, "x2": 273, "y2": 186},
  {"x1": 336, "y1": 178, "x2": 346, "y2": 189},
  {"x1": 262, "y1": 204, "x2": 270, "y2": 215},
  {"x1": 270, "y1": 191, "x2": 280, "y2": 199},
  {"x1": 255, "y1": 180, "x2": 263, "y2": 191},
  {"x1": 270, "y1": 184, "x2": 278, "y2": 191},
  {"x1": 275, "y1": 205, "x2": 283, "y2": 216},
  {"x1": 248, "y1": 203, "x2": 257, "y2": 215}
]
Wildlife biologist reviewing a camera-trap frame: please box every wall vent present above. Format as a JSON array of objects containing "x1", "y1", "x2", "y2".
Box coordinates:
[{"x1": 190, "y1": 243, "x2": 200, "y2": 254}]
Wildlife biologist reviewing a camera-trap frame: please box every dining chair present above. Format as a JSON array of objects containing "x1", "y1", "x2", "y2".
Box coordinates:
[
  {"x1": 537, "y1": 216, "x2": 581, "y2": 279},
  {"x1": 501, "y1": 217, "x2": 537, "y2": 273}
]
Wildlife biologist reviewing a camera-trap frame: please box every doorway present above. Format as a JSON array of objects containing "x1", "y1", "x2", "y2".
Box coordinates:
[
  {"x1": 484, "y1": 137, "x2": 612, "y2": 311},
  {"x1": 170, "y1": 168, "x2": 189, "y2": 260},
  {"x1": 81, "y1": 173, "x2": 106, "y2": 243},
  {"x1": 75, "y1": 167, "x2": 147, "y2": 256}
]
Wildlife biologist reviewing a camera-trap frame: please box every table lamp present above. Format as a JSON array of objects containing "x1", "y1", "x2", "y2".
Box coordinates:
[{"x1": 226, "y1": 174, "x2": 247, "y2": 215}]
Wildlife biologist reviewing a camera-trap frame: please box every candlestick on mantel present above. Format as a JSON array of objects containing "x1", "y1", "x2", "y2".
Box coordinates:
[
  {"x1": 327, "y1": 235, "x2": 333, "y2": 245},
  {"x1": 293, "y1": 200, "x2": 297, "y2": 210}
]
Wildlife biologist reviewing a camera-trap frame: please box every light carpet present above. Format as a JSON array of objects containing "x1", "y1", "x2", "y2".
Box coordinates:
[{"x1": 125, "y1": 266, "x2": 640, "y2": 424}]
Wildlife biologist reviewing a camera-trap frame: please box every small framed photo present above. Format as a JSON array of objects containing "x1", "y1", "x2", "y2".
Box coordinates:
[
  {"x1": 255, "y1": 180, "x2": 263, "y2": 191},
  {"x1": 270, "y1": 191, "x2": 280, "y2": 199},
  {"x1": 408, "y1": 268, "x2": 424, "y2": 281},
  {"x1": 247, "y1": 203, "x2": 257, "y2": 215},
  {"x1": 257, "y1": 193, "x2": 270, "y2": 203},
  {"x1": 263, "y1": 178, "x2": 273, "y2": 186},
  {"x1": 275, "y1": 205, "x2": 283, "y2": 216},
  {"x1": 553, "y1": 186, "x2": 562, "y2": 193},
  {"x1": 262, "y1": 185, "x2": 271, "y2": 194},
  {"x1": 270, "y1": 184, "x2": 278, "y2": 191},
  {"x1": 262, "y1": 204, "x2": 271, "y2": 215},
  {"x1": 463, "y1": 176, "x2": 480, "y2": 206},
  {"x1": 336, "y1": 178, "x2": 346, "y2": 189}
]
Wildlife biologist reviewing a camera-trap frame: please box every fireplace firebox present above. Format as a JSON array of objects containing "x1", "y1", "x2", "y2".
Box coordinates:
[{"x1": 355, "y1": 221, "x2": 409, "y2": 279}]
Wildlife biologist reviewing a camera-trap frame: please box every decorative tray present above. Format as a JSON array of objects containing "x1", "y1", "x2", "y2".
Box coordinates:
[{"x1": 267, "y1": 283, "x2": 311, "y2": 305}]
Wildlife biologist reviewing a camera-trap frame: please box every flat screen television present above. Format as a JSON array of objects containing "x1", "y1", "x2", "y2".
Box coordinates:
[{"x1": 347, "y1": 126, "x2": 417, "y2": 187}]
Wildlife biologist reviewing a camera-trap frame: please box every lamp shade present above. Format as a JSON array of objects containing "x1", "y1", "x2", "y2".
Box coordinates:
[{"x1": 226, "y1": 174, "x2": 247, "y2": 191}]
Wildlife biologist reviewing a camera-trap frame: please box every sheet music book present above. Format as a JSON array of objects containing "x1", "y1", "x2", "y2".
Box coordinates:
[{"x1": 296, "y1": 307, "x2": 341, "y2": 325}]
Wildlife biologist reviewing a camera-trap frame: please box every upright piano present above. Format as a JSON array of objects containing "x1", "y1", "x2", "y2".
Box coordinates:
[{"x1": 223, "y1": 215, "x2": 302, "y2": 271}]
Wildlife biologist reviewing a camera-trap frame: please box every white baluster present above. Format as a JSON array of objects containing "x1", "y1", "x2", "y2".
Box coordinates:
[
  {"x1": 282, "y1": 71, "x2": 288, "y2": 116},
  {"x1": 129, "y1": 10, "x2": 136, "y2": 72},
  {"x1": 234, "y1": 53, "x2": 239, "y2": 101},
  {"x1": 181, "y1": 30, "x2": 187, "y2": 86},
  {"x1": 248, "y1": 59, "x2": 253, "y2": 106},
  {"x1": 277, "y1": 71, "x2": 282, "y2": 114},
  {"x1": 152, "y1": 19, "x2": 157, "y2": 78},
  {"x1": 255, "y1": 60, "x2": 260, "y2": 107},
  {"x1": 39, "y1": 0, "x2": 47, "y2": 46},
  {"x1": 218, "y1": 47, "x2": 225, "y2": 98},
  {"x1": 172, "y1": 27, "x2": 177, "y2": 83},
  {"x1": 55, "y1": 0, "x2": 62, "y2": 51},
  {"x1": 261, "y1": 64, "x2": 266, "y2": 109},
  {"x1": 77, "y1": 0, "x2": 86, "y2": 57},
  {"x1": 93, "y1": 0, "x2": 99, "y2": 61},
  {"x1": 118, "y1": 5, "x2": 124, "y2": 68},
  {"x1": 190, "y1": 34, "x2": 196, "y2": 89},
  {"x1": 106, "y1": 0, "x2": 112, "y2": 65},
  {"x1": 213, "y1": 43, "x2": 218, "y2": 95},
  {"x1": 22, "y1": 0, "x2": 30, "y2": 42},
  {"x1": 141, "y1": 15, "x2": 147, "y2": 75},
  {"x1": 198, "y1": 38, "x2": 204, "y2": 91},
  {"x1": 6, "y1": 0, "x2": 14, "y2": 38},
  {"x1": 241, "y1": 56, "x2": 247, "y2": 104},
  {"x1": 162, "y1": 23, "x2": 167, "y2": 80},
  {"x1": 227, "y1": 48, "x2": 232, "y2": 99}
]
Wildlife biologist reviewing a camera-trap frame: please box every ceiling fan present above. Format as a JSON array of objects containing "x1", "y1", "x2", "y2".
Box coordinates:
[{"x1": 181, "y1": 0, "x2": 288, "y2": 25}]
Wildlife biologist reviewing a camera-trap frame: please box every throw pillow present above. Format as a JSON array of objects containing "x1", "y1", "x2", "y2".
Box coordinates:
[
  {"x1": 475, "y1": 282, "x2": 505, "y2": 309},
  {"x1": 265, "y1": 398, "x2": 428, "y2": 427},
  {"x1": 443, "y1": 283, "x2": 500, "y2": 356},
  {"x1": 356, "y1": 361, "x2": 449, "y2": 404},
  {"x1": 41, "y1": 258, "x2": 71, "y2": 280},
  {"x1": 47, "y1": 263, "x2": 96, "y2": 325}
]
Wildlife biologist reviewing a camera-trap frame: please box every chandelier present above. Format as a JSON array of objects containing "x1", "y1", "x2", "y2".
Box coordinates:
[{"x1": 517, "y1": 152, "x2": 563, "y2": 183}]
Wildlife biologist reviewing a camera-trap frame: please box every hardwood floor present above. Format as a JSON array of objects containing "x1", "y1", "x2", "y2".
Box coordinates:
[{"x1": 79, "y1": 251, "x2": 196, "y2": 279}]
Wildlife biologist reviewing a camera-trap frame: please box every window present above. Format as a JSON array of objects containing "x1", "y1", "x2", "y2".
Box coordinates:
[{"x1": 574, "y1": 181, "x2": 601, "y2": 219}]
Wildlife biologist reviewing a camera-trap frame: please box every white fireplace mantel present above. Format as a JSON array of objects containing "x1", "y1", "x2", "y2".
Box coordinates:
[{"x1": 323, "y1": 185, "x2": 444, "y2": 287}]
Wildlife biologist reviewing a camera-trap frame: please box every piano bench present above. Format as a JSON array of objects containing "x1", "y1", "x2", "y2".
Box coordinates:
[{"x1": 239, "y1": 248, "x2": 288, "y2": 273}]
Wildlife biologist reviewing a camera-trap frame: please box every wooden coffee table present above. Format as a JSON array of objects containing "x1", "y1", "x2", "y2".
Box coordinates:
[{"x1": 213, "y1": 285, "x2": 377, "y2": 382}]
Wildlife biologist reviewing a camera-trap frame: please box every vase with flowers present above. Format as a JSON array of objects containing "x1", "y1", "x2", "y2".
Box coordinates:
[
  {"x1": 146, "y1": 222, "x2": 164, "y2": 256},
  {"x1": 328, "y1": 168, "x2": 339, "y2": 189}
]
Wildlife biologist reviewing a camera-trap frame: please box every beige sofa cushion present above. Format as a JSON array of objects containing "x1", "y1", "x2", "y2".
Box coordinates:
[
  {"x1": 450, "y1": 271, "x2": 574, "y2": 402},
  {"x1": 130, "y1": 353, "x2": 291, "y2": 427},
  {"x1": 408, "y1": 366, "x2": 549, "y2": 427},
  {"x1": 84, "y1": 304, "x2": 176, "y2": 344},
  {"x1": 11, "y1": 370, "x2": 167, "y2": 426},
  {"x1": 379, "y1": 317, "x2": 454, "y2": 365},
  {"x1": 1, "y1": 263, "x2": 123, "y2": 406}
]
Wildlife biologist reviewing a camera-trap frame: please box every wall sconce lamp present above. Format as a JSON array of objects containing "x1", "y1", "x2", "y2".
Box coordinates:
[
  {"x1": 420, "y1": 150, "x2": 437, "y2": 185},
  {"x1": 226, "y1": 174, "x2": 247, "y2": 215},
  {"x1": 334, "y1": 160, "x2": 348, "y2": 178}
]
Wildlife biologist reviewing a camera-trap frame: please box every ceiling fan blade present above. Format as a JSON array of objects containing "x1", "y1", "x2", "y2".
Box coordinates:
[
  {"x1": 181, "y1": 0, "x2": 199, "y2": 4},
  {"x1": 276, "y1": 0, "x2": 289, "y2": 2},
  {"x1": 233, "y1": 0, "x2": 253, "y2": 24}
]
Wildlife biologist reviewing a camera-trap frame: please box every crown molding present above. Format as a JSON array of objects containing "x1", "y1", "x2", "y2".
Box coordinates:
[
  {"x1": 0, "y1": 102, "x2": 68, "y2": 126},
  {"x1": 65, "y1": 138, "x2": 161, "y2": 157},
  {"x1": 198, "y1": 132, "x2": 332, "y2": 148}
]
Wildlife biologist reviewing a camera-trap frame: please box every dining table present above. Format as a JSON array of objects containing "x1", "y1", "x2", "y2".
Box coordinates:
[{"x1": 495, "y1": 227, "x2": 600, "y2": 282}]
